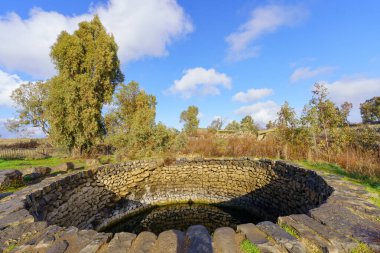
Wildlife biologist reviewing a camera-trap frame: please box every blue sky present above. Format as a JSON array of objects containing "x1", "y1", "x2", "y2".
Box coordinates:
[{"x1": 0, "y1": 0, "x2": 380, "y2": 137}]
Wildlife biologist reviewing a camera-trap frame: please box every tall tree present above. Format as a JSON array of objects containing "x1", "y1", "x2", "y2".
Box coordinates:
[
  {"x1": 105, "y1": 81, "x2": 156, "y2": 155},
  {"x1": 180, "y1": 105, "x2": 199, "y2": 135},
  {"x1": 340, "y1": 101, "x2": 353, "y2": 124},
  {"x1": 302, "y1": 83, "x2": 349, "y2": 157},
  {"x1": 274, "y1": 101, "x2": 301, "y2": 159},
  {"x1": 360, "y1": 96, "x2": 380, "y2": 123},
  {"x1": 7, "y1": 81, "x2": 49, "y2": 135},
  {"x1": 240, "y1": 115, "x2": 259, "y2": 135},
  {"x1": 46, "y1": 16, "x2": 123, "y2": 154},
  {"x1": 275, "y1": 101, "x2": 299, "y2": 144}
]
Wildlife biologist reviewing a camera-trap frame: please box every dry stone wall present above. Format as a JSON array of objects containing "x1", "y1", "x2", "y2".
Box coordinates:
[
  {"x1": 2, "y1": 158, "x2": 380, "y2": 252},
  {"x1": 25, "y1": 158, "x2": 332, "y2": 229}
]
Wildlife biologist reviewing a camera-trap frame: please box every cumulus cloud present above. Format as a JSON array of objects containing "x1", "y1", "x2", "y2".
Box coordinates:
[
  {"x1": 324, "y1": 77, "x2": 380, "y2": 122},
  {"x1": 168, "y1": 67, "x2": 232, "y2": 98},
  {"x1": 291, "y1": 66, "x2": 335, "y2": 82},
  {"x1": 226, "y1": 4, "x2": 307, "y2": 61},
  {"x1": 0, "y1": 70, "x2": 27, "y2": 106},
  {"x1": 0, "y1": 0, "x2": 193, "y2": 78},
  {"x1": 235, "y1": 100, "x2": 280, "y2": 127},
  {"x1": 233, "y1": 88, "x2": 273, "y2": 103}
]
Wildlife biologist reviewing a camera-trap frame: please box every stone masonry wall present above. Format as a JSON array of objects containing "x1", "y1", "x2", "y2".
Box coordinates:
[{"x1": 25, "y1": 158, "x2": 333, "y2": 230}]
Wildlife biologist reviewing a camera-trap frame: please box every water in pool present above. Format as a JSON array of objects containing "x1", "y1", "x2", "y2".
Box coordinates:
[{"x1": 103, "y1": 203, "x2": 263, "y2": 234}]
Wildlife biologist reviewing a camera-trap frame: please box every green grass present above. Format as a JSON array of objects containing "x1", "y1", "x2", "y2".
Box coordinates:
[
  {"x1": 298, "y1": 160, "x2": 379, "y2": 188},
  {"x1": 240, "y1": 239, "x2": 261, "y2": 253},
  {"x1": 4, "y1": 243, "x2": 17, "y2": 253},
  {"x1": 350, "y1": 242, "x2": 374, "y2": 253},
  {"x1": 0, "y1": 157, "x2": 85, "y2": 170},
  {"x1": 298, "y1": 160, "x2": 380, "y2": 208},
  {"x1": 279, "y1": 223, "x2": 300, "y2": 239},
  {"x1": 1, "y1": 185, "x2": 25, "y2": 194}
]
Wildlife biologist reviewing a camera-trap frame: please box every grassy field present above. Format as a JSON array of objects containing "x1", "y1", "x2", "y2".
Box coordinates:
[{"x1": 0, "y1": 157, "x2": 85, "y2": 170}]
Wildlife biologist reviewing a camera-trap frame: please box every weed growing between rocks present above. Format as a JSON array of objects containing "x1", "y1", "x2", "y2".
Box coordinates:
[
  {"x1": 350, "y1": 242, "x2": 374, "y2": 253},
  {"x1": 279, "y1": 223, "x2": 299, "y2": 239},
  {"x1": 240, "y1": 239, "x2": 261, "y2": 253}
]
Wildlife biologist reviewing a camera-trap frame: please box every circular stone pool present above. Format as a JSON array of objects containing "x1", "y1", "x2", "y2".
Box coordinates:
[
  {"x1": 25, "y1": 158, "x2": 333, "y2": 232},
  {"x1": 102, "y1": 203, "x2": 264, "y2": 234}
]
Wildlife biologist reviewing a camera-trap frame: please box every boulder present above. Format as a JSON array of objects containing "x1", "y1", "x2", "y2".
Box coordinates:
[
  {"x1": 0, "y1": 170, "x2": 23, "y2": 190},
  {"x1": 53, "y1": 162, "x2": 75, "y2": 173},
  {"x1": 32, "y1": 166, "x2": 51, "y2": 176},
  {"x1": 22, "y1": 167, "x2": 52, "y2": 183}
]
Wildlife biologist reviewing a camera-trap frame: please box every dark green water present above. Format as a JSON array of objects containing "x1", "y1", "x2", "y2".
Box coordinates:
[{"x1": 103, "y1": 203, "x2": 263, "y2": 234}]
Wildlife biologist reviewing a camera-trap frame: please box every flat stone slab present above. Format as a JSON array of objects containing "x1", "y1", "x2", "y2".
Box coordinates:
[
  {"x1": 185, "y1": 225, "x2": 213, "y2": 253},
  {"x1": 257, "y1": 221, "x2": 306, "y2": 253},
  {"x1": 288, "y1": 214, "x2": 357, "y2": 252},
  {"x1": 104, "y1": 232, "x2": 136, "y2": 253},
  {"x1": 237, "y1": 223, "x2": 268, "y2": 244},
  {"x1": 155, "y1": 230, "x2": 184, "y2": 253},
  {"x1": 213, "y1": 227, "x2": 237, "y2": 253},
  {"x1": 279, "y1": 215, "x2": 338, "y2": 253},
  {"x1": 310, "y1": 203, "x2": 380, "y2": 251},
  {"x1": 128, "y1": 231, "x2": 157, "y2": 253},
  {"x1": 0, "y1": 209, "x2": 35, "y2": 230}
]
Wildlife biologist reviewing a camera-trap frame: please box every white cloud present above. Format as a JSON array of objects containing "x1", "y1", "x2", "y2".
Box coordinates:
[
  {"x1": 235, "y1": 100, "x2": 280, "y2": 127},
  {"x1": 0, "y1": 0, "x2": 193, "y2": 78},
  {"x1": 233, "y1": 88, "x2": 273, "y2": 103},
  {"x1": 0, "y1": 118, "x2": 45, "y2": 138},
  {"x1": 0, "y1": 70, "x2": 27, "y2": 106},
  {"x1": 291, "y1": 66, "x2": 335, "y2": 82},
  {"x1": 168, "y1": 67, "x2": 232, "y2": 98},
  {"x1": 226, "y1": 4, "x2": 307, "y2": 61},
  {"x1": 324, "y1": 77, "x2": 380, "y2": 122}
]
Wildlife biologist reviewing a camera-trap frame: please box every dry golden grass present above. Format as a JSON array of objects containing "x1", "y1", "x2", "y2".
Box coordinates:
[{"x1": 182, "y1": 133, "x2": 380, "y2": 178}]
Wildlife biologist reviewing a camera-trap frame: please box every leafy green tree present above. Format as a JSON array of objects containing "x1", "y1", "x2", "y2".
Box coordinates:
[
  {"x1": 7, "y1": 81, "x2": 49, "y2": 134},
  {"x1": 240, "y1": 115, "x2": 259, "y2": 135},
  {"x1": 105, "y1": 81, "x2": 156, "y2": 156},
  {"x1": 301, "y1": 83, "x2": 350, "y2": 157},
  {"x1": 180, "y1": 105, "x2": 199, "y2": 135},
  {"x1": 360, "y1": 96, "x2": 380, "y2": 123},
  {"x1": 275, "y1": 101, "x2": 299, "y2": 144},
  {"x1": 46, "y1": 16, "x2": 123, "y2": 154},
  {"x1": 274, "y1": 101, "x2": 301, "y2": 159},
  {"x1": 340, "y1": 101, "x2": 353, "y2": 124},
  {"x1": 153, "y1": 122, "x2": 179, "y2": 153},
  {"x1": 225, "y1": 120, "x2": 240, "y2": 132}
]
